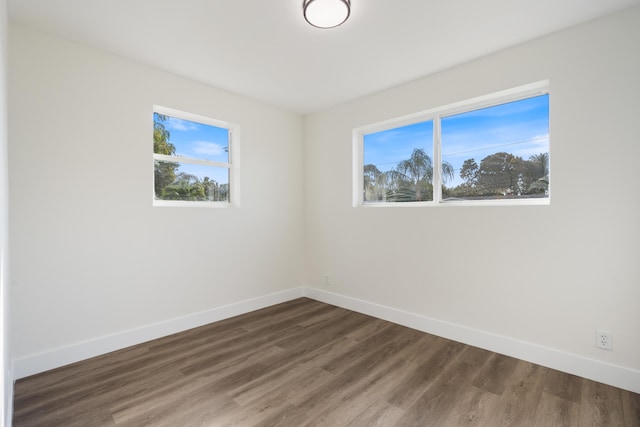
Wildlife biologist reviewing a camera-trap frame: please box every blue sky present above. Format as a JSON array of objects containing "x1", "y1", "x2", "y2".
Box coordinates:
[
  {"x1": 156, "y1": 113, "x2": 230, "y2": 185},
  {"x1": 364, "y1": 94, "x2": 549, "y2": 188},
  {"x1": 364, "y1": 121, "x2": 433, "y2": 173}
]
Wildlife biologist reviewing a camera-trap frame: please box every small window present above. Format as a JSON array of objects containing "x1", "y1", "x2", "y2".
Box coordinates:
[
  {"x1": 153, "y1": 106, "x2": 239, "y2": 206},
  {"x1": 355, "y1": 81, "x2": 549, "y2": 206}
]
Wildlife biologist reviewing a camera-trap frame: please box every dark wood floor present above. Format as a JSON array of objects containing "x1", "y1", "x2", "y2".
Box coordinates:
[{"x1": 13, "y1": 298, "x2": 640, "y2": 426}]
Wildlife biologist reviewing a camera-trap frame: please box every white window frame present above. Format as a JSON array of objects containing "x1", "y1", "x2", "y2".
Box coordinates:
[
  {"x1": 353, "y1": 80, "x2": 550, "y2": 207},
  {"x1": 153, "y1": 106, "x2": 240, "y2": 208}
]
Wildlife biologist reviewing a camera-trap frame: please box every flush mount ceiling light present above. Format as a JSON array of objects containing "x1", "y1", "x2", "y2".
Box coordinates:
[{"x1": 303, "y1": 0, "x2": 351, "y2": 29}]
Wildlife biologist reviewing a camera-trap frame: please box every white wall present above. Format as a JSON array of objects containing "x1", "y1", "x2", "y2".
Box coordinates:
[
  {"x1": 0, "y1": 0, "x2": 11, "y2": 423},
  {"x1": 304, "y1": 7, "x2": 640, "y2": 386},
  {"x1": 8, "y1": 25, "x2": 305, "y2": 371}
]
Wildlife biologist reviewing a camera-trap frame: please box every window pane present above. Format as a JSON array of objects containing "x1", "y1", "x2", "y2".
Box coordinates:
[
  {"x1": 153, "y1": 113, "x2": 229, "y2": 163},
  {"x1": 363, "y1": 121, "x2": 434, "y2": 202},
  {"x1": 441, "y1": 94, "x2": 549, "y2": 201},
  {"x1": 154, "y1": 160, "x2": 229, "y2": 202}
]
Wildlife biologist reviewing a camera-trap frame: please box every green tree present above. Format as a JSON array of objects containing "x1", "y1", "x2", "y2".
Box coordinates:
[
  {"x1": 163, "y1": 172, "x2": 206, "y2": 201},
  {"x1": 364, "y1": 149, "x2": 455, "y2": 202},
  {"x1": 219, "y1": 183, "x2": 229, "y2": 201},
  {"x1": 459, "y1": 158, "x2": 479, "y2": 188},
  {"x1": 393, "y1": 148, "x2": 455, "y2": 201},
  {"x1": 363, "y1": 164, "x2": 384, "y2": 201},
  {"x1": 476, "y1": 152, "x2": 524, "y2": 196},
  {"x1": 203, "y1": 176, "x2": 228, "y2": 202},
  {"x1": 526, "y1": 152, "x2": 550, "y2": 194},
  {"x1": 153, "y1": 114, "x2": 174, "y2": 155},
  {"x1": 528, "y1": 152, "x2": 549, "y2": 177},
  {"x1": 153, "y1": 114, "x2": 179, "y2": 198}
]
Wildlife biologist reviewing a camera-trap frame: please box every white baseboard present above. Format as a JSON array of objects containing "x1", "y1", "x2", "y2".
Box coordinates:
[
  {"x1": 13, "y1": 285, "x2": 640, "y2": 394},
  {"x1": 303, "y1": 287, "x2": 640, "y2": 394},
  {"x1": 13, "y1": 287, "x2": 305, "y2": 379}
]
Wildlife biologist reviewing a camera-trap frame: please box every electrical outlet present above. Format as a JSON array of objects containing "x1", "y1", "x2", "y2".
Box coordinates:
[
  {"x1": 324, "y1": 274, "x2": 331, "y2": 286},
  {"x1": 596, "y1": 330, "x2": 612, "y2": 350}
]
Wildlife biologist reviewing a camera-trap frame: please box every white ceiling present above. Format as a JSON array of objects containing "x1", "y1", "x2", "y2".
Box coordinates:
[{"x1": 8, "y1": 0, "x2": 640, "y2": 114}]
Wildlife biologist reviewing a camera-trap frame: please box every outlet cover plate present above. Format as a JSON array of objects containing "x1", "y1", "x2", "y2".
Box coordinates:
[{"x1": 596, "y1": 329, "x2": 613, "y2": 350}]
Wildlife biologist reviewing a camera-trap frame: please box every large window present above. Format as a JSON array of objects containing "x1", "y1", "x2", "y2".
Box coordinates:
[
  {"x1": 355, "y1": 81, "x2": 549, "y2": 206},
  {"x1": 153, "y1": 106, "x2": 239, "y2": 206}
]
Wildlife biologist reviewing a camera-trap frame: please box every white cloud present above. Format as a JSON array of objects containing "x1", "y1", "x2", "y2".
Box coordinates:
[
  {"x1": 167, "y1": 117, "x2": 199, "y2": 132},
  {"x1": 193, "y1": 141, "x2": 226, "y2": 157}
]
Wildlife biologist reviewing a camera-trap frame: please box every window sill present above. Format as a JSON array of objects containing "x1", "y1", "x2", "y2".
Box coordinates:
[
  {"x1": 153, "y1": 200, "x2": 235, "y2": 208},
  {"x1": 358, "y1": 198, "x2": 550, "y2": 208}
]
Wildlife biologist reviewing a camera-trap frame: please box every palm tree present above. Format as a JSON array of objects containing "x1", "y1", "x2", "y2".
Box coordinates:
[
  {"x1": 363, "y1": 164, "x2": 383, "y2": 201},
  {"x1": 527, "y1": 152, "x2": 550, "y2": 195},
  {"x1": 395, "y1": 148, "x2": 454, "y2": 201},
  {"x1": 528, "y1": 176, "x2": 549, "y2": 194},
  {"x1": 529, "y1": 152, "x2": 549, "y2": 178}
]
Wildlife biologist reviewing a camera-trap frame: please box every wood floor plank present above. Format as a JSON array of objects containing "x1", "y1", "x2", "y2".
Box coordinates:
[
  {"x1": 621, "y1": 388, "x2": 640, "y2": 426},
  {"x1": 14, "y1": 352, "x2": 187, "y2": 425},
  {"x1": 13, "y1": 298, "x2": 640, "y2": 426},
  {"x1": 579, "y1": 380, "x2": 627, "y2": 426},
  {"x1": 345, "y1": 317, "x2": 391, "y2": 342},
  {"x1": 115, "y1": 382, "x2": 239, "y2": 427},
  {"x1": 228, "y1": 336, "x2": 359, "y2": 406},
  {"x1": 396, "y1": 346, "x2": 494, "y2": 426},
  {"x1": 436, "y1": 384, "x2": 501, "y2": 426},
  {"x1": 345, "y1": 400, "x2": 405, "y2": 427},
  {"x1": 111, "y1": 374, "x2": 213, "y2": 424},
  {"x1": 13, "y1": 344, "x2": 150, "y2": 401},
  {"x1": 249, "y1": 325, "x2": 430, "y2": 426},
  {"x1": 320, "y1": 322, "x2": 411, "y2": 374},
  {"x1": 484, "y1": 360, "x2": 547, "y2": 427},
  {"x1": 222, "y1": 368, "x2": 336, "y2": 426},
  {"x1": 472, "y1": 352, "x2": 520, "y2": 396},
  {"x1": 177, "y1": 325, "x2": 299, "y2": 377},
  {"x1": 385, "y1": 337, "x2": 465, "y2": 409},
  {"x1": 108, "y1": 344, "x2": 282, "y2": 422},
  {"x1": 239, "y1": 299, "x2": 335, "y2": 332},
  {"x1": 273, "y1": 309, "x2": 371, "y2": 353},
  {"x1": 303, "y1": 331, "x2": 440, "y2": 426},
  {"x1": 543, "y1": 369, "x2": 584, "y2": 405},
  {"x1": 532, "y1": 391, "x2": 580, "y2": 427}
]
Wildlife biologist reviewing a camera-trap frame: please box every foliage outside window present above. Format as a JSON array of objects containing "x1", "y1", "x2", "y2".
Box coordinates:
[
  {"x1": 356, "y1": 82, "x2": 549, "y2": 206},
  {"x1": 153, "y1": 107, "x2": 238, "y2": 206}
]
